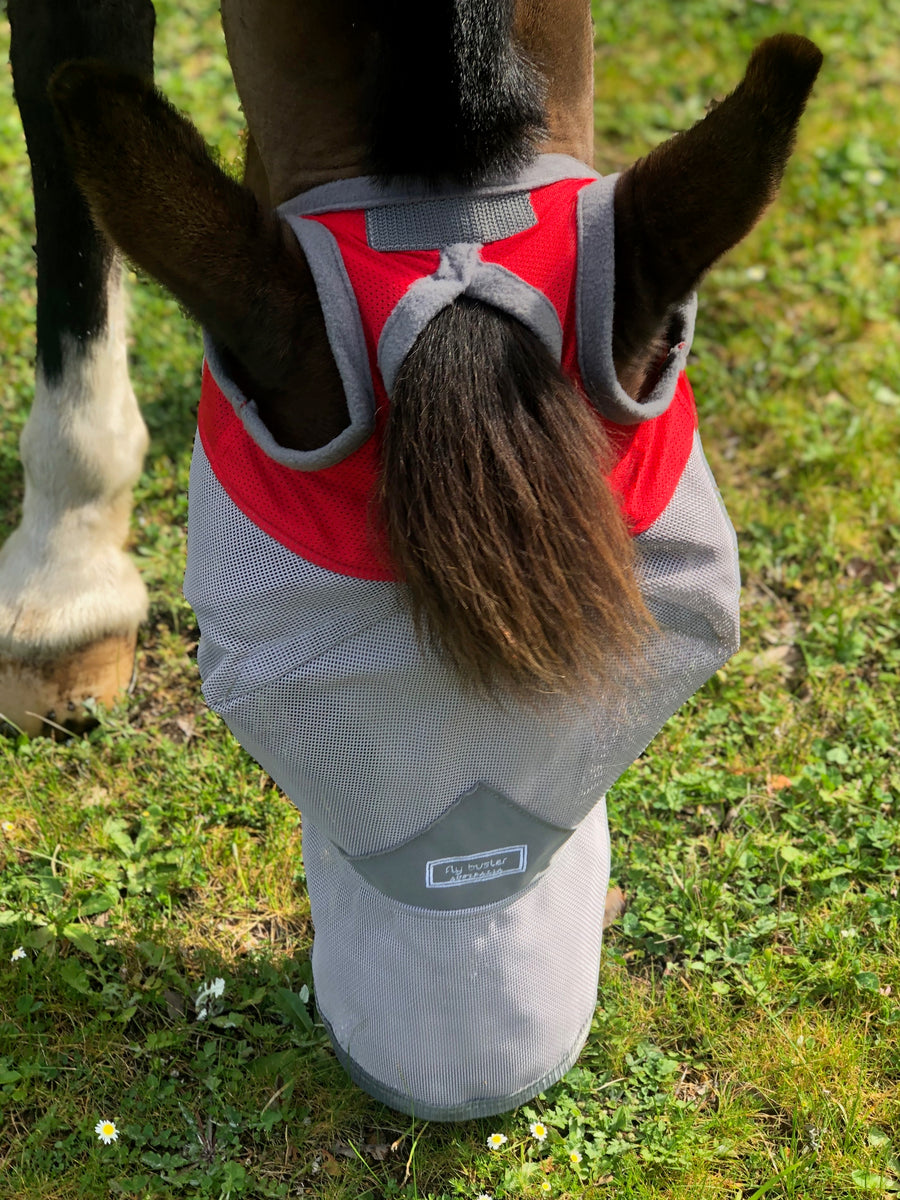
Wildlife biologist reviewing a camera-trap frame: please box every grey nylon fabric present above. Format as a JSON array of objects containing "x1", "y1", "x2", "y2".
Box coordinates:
[
  {"x1": 344, "y1": 781, "x2": 572, "y2": 910},
  {"x1": 184, "y1": 431, "x2": 740, "y2": 1119},
  {"x1": 366, "y1": 191, "x2": 536, "y2": 251}
]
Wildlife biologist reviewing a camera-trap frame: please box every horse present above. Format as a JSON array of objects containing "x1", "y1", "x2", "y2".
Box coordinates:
[{"x1": 2, "y1": 0, "x2": 822, "y2": 1118}]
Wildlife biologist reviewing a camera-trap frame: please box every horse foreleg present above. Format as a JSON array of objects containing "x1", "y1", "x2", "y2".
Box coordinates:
[
  {"x1": 0, "y1": 271, "x2": 149, "y2": 736},
  {"x1": 1, "y1": 0, "x2": 155, "y2": 736}
]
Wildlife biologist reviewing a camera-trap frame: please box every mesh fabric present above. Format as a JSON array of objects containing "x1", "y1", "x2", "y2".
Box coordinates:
[
  {"x1": 184, "y1": 432, "x2": 739, "y2": 1119},
  {"x1": 185, "y1": 155, "x2": 741, "y2": 1120}
]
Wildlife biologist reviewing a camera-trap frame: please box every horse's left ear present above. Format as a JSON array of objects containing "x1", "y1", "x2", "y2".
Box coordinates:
[
  {"x1": 611, "y1": 34, "x2": 823, "y2": 395},
  {"x1": 50, "y1": 60, "x2": 348, "y2": 450}
]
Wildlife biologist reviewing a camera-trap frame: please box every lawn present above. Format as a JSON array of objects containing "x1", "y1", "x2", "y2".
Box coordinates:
[{"x1": 1, "y1": 1, "x2": 898, "y2": 1197}]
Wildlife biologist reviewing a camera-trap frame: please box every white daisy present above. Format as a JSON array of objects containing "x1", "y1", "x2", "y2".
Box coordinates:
[
  {"x1": 486, "y1": 1132, "x2": 508, "y2": 1150},
  {"x1": 568, "y1": 1150, "x2": 582, "y2": 1165},
  {"x1": 10, "y1": 947, "x2": 26, "y2": 963},
  {"x1": 530, "y1": 1121, "x2": 548, "y2": 1142},
  {"x1": 94, "y1": 1119, "x2": 119, "y2": 1144}
]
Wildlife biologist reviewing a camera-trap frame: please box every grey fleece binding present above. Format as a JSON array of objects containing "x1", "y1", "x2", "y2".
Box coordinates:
[
  {"x1": 206, "y1": 155, "x2": 698, "y2": 472},
  {"x1": 188, "y1": 156, "x2": 741, "y2": 1120},
  {"x1": 377, "y1": 242, "x2": 564, "y2": 394}
]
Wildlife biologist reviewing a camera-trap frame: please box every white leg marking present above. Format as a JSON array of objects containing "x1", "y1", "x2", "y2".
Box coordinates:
[{"x1": 0, "y1": 264, "x2": 149, "y2": 659}]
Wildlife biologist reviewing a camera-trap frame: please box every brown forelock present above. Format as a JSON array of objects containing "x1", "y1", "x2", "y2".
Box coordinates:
[{"x1": 378, "y1": 298, "x2": 653, "y2": 699}]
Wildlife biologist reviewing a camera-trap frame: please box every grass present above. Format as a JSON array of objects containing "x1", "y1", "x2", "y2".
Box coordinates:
[{"x1": 1, "y1": 0, "x2": 899, "y2": 1196}]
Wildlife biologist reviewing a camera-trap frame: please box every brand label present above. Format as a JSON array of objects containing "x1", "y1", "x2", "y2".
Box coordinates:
[{"x1": 425, "y1": 845, "x2": 528, "y2": 888}]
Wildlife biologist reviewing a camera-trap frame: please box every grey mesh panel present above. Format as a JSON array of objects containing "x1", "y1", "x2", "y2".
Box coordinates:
[
  {"x1": 304, "y1": 800, "x2": 609, "y2": 1120},
  {"x1": 636, "y1": 431, "x2": 741, "y2": 656},
  {"x1": 575, "y1": 175, "x2": 698, "y2": 423},
  {"x1": 366, "y1": 192, "x2": 536, "y2": 251},
  {"x1": 184, "y1": 440, "x2": 402, "y2": 711},
  {"x1": 278, "y1": 153, "x2": 599, "y2": 220},
  {"x1": 184, "y1": 429, "x2": 739, "y2": 1120},
  {"x1": 187, "y1": 431, "x2": 738, "y2": 855},
  {"x1": 378, "y1": 244, "x2": 564, "y2": 394}
]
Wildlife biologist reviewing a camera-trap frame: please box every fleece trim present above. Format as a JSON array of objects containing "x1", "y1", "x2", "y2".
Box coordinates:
[{"x1": 378, "y1": 242, "x2": 563, "y2": 394}]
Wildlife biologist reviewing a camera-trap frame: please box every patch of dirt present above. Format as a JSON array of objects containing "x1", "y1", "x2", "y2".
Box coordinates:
[{"x1": 127, "y1": 623, "x2": 207, "y2": 734}]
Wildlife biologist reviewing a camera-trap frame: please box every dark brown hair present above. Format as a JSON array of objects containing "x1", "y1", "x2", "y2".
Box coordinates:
[
  {"x1": 365, "y1": 0, "x2": 546, "y2": 185},
  {"x1": 379, "y1": 298, "x2": 652, "y2": 698}
]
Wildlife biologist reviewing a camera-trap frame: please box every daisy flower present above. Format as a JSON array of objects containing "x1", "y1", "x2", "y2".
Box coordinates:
[
  {"x1": 94, "y1": 1119, "x2": 119, "y2": 1144},
  {"x1": 486, "y1": 1132, "x2": 508, "y2": 1150},
  {"x1": 10, "y1": 947, "x2": 26, "y2": 963},
  {"x1": 568, "y1": 1150, "x2": 582, "y2": 1165},
  {"x1": 530, "y1": 1121, "x2": 548, "y2": 1142},
  {"x1": 540, "y1": 1184, "x2": 552, "y2": 1194},
  {"x1": 1, "y1": 821, "x2": 14, "y2": 834}
]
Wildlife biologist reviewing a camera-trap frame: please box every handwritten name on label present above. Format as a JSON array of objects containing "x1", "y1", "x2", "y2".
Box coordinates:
[{"x1": 425, "y1": 845, "x2": 528, "y2": 888}]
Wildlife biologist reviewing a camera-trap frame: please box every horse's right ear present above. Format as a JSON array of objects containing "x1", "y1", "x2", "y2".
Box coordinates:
[{"x1": 611, "y1": 34, "x2": 823, "y2": 397}]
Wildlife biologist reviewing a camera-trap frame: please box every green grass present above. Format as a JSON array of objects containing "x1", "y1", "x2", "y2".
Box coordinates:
[{"x1": 1, "y1": 1, "x2": 899, "y2": 1196}]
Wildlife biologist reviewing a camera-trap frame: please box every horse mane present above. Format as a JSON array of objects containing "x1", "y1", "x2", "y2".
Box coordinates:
[
  {"x1": 379, "y1": 298, "x2": 651, "y2": 698},
  {"x1": 365, "y1": 0, "x2": 547, "y2": 185}
]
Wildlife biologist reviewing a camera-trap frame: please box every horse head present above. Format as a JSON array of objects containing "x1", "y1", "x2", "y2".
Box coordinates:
[{"x1": 48, "y1": 2, "x2": 821, "y2": 696}]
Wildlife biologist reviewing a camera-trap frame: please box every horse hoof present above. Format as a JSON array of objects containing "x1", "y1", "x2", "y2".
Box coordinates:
[
  {"x1": 0, "y1": 631, "x2": 136, "y2": 737},
  {"x1": 603, "y1": 884, "x2": 627, "y2": 929}
]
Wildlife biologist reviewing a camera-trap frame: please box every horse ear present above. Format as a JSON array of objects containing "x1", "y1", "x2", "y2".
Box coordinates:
[
  {"x1": 611, "y1": 34, "x2": 823, "y2": 395},
  {"x1": 49, "y1": 60, "x2": 347, "y2": 449}
]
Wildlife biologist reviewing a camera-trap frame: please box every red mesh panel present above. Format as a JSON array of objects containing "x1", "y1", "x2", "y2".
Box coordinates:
[
  {"x1": 606, "y1": 373, "x2": 699, "y2": 536},
  {"x1": 198, "y1": 177, "x2": 698, "y2": 578},
  {"x1": 480, "y1": 178, "x2": 587, "y2": 378},
  {"x1": 307, "y1": 208, "x2": 441, "y2": 371},
  {"x1": 198, "y1": 364, "x2": 394, "y2": 580},
  {"x1": 198, "y1": 367, "x2": 696, "y2": 576}
]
